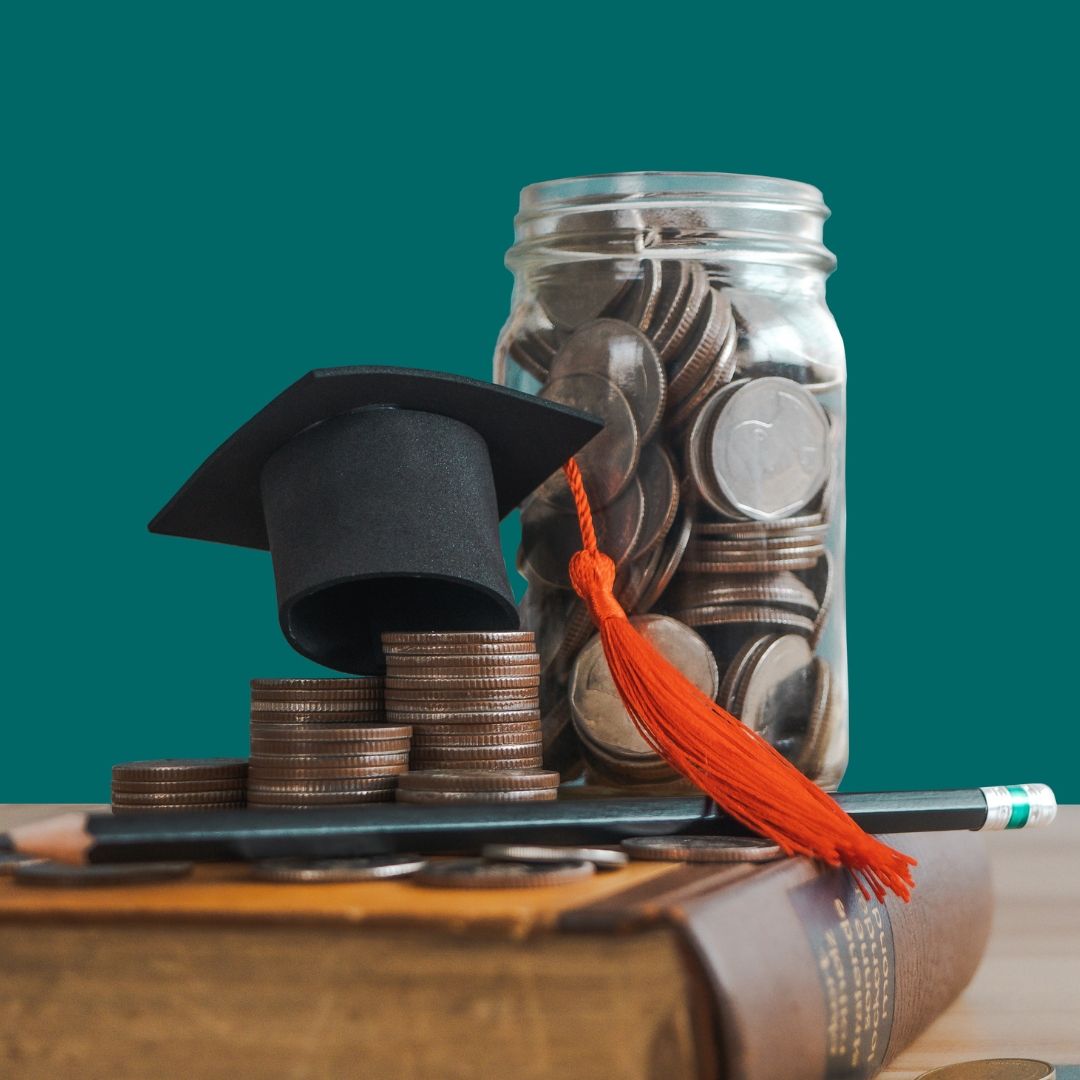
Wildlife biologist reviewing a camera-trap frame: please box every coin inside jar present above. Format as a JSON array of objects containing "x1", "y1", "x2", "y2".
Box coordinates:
[
  {"x1": 570, "y1": 615, "x2": 718, "y2": 759},
  {"x1": 536, "y1": 258, "x2": 637, "y2": 330},
  {"x1": 547, "y1": 319, "x2": 667, "y2": 444},
  {"x1": 482, "y1": 844, "x2": 628, "y2": 870},
  {"x1": 414, "y1": 858, "x2": 596, "y2": 888},
  {"x1": 728, "y1": 633, "x2": 815, "y2": 750},
  {"x1": 621, "y1": 836, "x2": 784, "y2": 863},
  {"x1": 251, "y1": 855, "x2": 428, "y2": 883},
  {"x1": 698, "y1": 377, "x2": 832, "y2": 520}
]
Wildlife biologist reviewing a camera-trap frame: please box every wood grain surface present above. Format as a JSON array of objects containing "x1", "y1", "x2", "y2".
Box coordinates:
[{"x1": 2, "y1": 803, "x2": 1078, "y2": 1075}]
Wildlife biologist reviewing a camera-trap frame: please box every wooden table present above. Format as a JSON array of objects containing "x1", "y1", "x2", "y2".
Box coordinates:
[{"x1": 3, "y1": 804, "x2": 1078, "y2": 1077}]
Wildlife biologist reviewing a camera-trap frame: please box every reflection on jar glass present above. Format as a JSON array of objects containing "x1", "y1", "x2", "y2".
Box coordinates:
[{"x1": 495, "y1": 172, "x2": 847, "y2": 793}]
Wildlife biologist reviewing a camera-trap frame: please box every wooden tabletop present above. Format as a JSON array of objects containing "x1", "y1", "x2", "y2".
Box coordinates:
[{"x1": 3, "y1": 804, "x2": 1078, "y2": 1076}]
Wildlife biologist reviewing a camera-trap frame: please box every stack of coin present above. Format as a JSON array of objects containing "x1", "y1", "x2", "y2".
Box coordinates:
[
  {"x1": 502, "y1": 256, "x2": 842, "y2": 787},
  {"x1": 248, "y1": 677, "x2": 411, "y2": 808},
  {"x1": 382, "y1": 632, "x2": 544, "y2": 773},
  {"x1": 111, "y1": 759, "x2": 248, "y2": 813}
]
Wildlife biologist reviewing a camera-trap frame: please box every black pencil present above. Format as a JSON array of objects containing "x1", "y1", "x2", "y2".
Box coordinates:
[{"x1": 2, "y1": 784, "x2": 1056, "y2": 866}]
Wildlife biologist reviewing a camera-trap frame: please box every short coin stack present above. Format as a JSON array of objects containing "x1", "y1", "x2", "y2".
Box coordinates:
[
  {"x1": 247, "y1": 678, "x2": 412, "y2": 809},
  {"x1": 111, "y1": 759, "x2": 248, "y2": 813},
  {"x1": 382, "y1": 631, "x2": 559, "y2": 803}
]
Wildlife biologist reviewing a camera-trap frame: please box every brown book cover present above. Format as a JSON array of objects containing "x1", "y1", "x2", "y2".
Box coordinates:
[{"x1": 0, "y1": 828, "x2": 990, "y2": 1079}]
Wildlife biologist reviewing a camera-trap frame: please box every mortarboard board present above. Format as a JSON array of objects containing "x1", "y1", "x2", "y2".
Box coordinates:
[{"x1": 149, "y1": 366, "x2": 602, "y2": 674}]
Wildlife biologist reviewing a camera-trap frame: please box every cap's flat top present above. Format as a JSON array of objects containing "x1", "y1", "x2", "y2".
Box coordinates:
[{"x1": 149, "y1": 366, "x2": 603, "y2": 549}]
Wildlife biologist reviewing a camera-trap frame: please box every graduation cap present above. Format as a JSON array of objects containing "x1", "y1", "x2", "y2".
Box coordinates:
[{"x1": 149, "y1": 366, "x2": 602, "y2": 674}]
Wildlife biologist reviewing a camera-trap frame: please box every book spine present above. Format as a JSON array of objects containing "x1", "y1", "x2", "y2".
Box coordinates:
[{"x1": 677, "y1": 831, "x2": 992, "y2": 1080}]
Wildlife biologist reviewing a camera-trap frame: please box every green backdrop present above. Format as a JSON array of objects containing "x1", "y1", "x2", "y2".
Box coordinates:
[{"x1": 4, "y1": 5, "x2": 1074, "y2": 802}]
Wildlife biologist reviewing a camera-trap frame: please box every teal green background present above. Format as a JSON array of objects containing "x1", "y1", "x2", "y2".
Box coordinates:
[{"x1": 4, "y1": 6, "x2": 1074, "y2": 802}]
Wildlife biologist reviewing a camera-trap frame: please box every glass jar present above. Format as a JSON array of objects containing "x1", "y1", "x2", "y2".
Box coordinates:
[{"x1": 494, "y1": 172, "x2": 847, "y2": 792}]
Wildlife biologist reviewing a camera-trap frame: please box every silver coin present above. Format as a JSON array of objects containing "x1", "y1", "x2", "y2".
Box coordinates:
[
  {"x1": 731, "y1": 634, "x2": 814, "y2": 748},
  {"x1": 537, "y1": 372, "x2": 640, "y2": 509},
  {"x1": 678, "y1": 552, "x2": 823, "y2": 574},
  {"x1": 805, "y1": 548, "x2": 835, "y2": 649},
  {"x1": 251, "y1": 855, "x2": 427, "y2": 883},
  {"x1": 717, "y1": 633, "x2": 776, "y2": 712},
  {"x1": 653, "y1": 261, "x2": 711, "y2": 361},
  {"x1": 613, "y1": 258, "x2": 663, "y2": 333},
  {"x1": 570, "y1": 615, "x2": 718, "y2": 760},
  {"x1": 666, "y1": 571, "x2": 819, "y2": 614},
  {"x1": 704, "y1": 377, "x2": 832, "y2": 521},
  {"x1": 615, "y1": 541, "x2": 665, "y2": 613},
  {"x1": 673, "y1": 605, "x2": 816, "y2": 636},
  {"x1": 14, "y1": 861, "x2": 195, "y2": 886},
  {"x1": 414, "y1": 858, "x2": 595, "y2": 888},
  {"x1": 631, "y1": 441, "x2": 680, "y2": 558},
  {"x1": 635, "y1": 509, "x2": 693, "y2": 612},
  {"x1": 667, "y1": 316, "x2": 739, "y2": 430},
  {"x1": 548, "y1": 319, "x2": 667, "y2": 445},
  {"x1": 520, "y1": 474, "x2": 644, "y2": 590},
  {"x1": 666, "y1": 290, "x2": 736, "y2": 415},
  {"x1": 795, "y1": 657, "x2": 833, "y2": 779},
  {"x1": 693, "y1": 514, "x2": 825, "y2": 537},
  {"x1": 536, "y1": 258, "x2": 638, "y2": 331},
  {"x1": 482, "y1": 844, "x2": 628, "y2": 870},
  {"x1": 621, "y1": 835, "x2": 783, "y2": 863}
]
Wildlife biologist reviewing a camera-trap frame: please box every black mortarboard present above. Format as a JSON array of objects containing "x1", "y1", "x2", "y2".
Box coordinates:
[{"x1": 149, "y1": 366, "x2": 602, "y2": 674}]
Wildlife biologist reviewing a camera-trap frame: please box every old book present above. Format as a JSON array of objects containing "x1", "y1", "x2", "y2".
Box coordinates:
[{"x1": 0, "y1": 828, "x2": 991, "y2": 1080}]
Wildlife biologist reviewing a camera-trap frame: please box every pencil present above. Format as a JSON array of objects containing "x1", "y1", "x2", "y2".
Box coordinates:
[{"x1": 2, "y1": 784, "x2": 1056, "y2": 866}]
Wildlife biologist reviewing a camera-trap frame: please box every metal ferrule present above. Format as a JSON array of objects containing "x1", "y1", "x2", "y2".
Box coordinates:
[{"x1": 980, "y1": 784, "x2": 1058, "y2": 830}]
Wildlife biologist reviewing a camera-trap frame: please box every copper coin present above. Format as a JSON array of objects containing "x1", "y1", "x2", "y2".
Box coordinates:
[
  {"x1": 381, "y1": 631, "x2": 535, "y2": 647},
  {"x1": 412, "y1": 730, "x2": 543, "y2": 749},
  {"x1": 548, "y1": 319, "x2": 667, "y2": 444},
  {"x1": 414, "y1": 858, "x2": 593, "y2": 888},
  {"x1": 913, "y1": 1062, "x2": 1055, "y2": 1080},
  {"x1": 385, "y1": 708, "x2": 540, "y2": 724},
  {"x1": 251, "y1": 855, "x2": 428, "y2": 884},
  {"x1": 250, "y1": 678, "x2": 384, "y2": 691},
  {"x1": 385, "y1": 688, "x2": 540, "y2": 704},
  {"x1": 248, "y1": 763, "x2": 410, "y2": 780},
  {"x1": 385, "y1": 654, "x2": 540, "y2": 672},
  {"x1": 110, "y1": 777, "x2": 250, "y2": 794},
  {"x1": 678, "y1": 554, "x2": 823, "y2": 574},
  {"x1": 248, "y1": 724, "x2": 411, "y2": 741},
  {"x1": 111, "y1": 803, "x2": 247, "y2": 813},
  {"x1": 247, "y1": 753, "x2": 409, "y2": 770},
  {"x1": 110, "y1": 790, "x2": 248, "y2": 806},
  {"x1": 536, "y1": 258, "x2": 637, "y2": 330},
  {"x1": 483, "y1": 844, "x2": 627, "y2": 870},
  {"x1": 408, "y1": 755, "x2": 543, "y2": 772},
  {"x1": 794, "y1": 657, "x2": 833, "y2": 778},
  {"x1": 536, "y1": 372, "x2": 640, "y2": 509},
  {"x1": 249, "y1": 713, "x2": 391, "y2": 728},
  {"x1": 615, "y1": 542, "x2": 665, "y2": 614},
  {"x1": 14, "y1": 861, "x2": 195, "y2": 886},
  {"x1": 247, "y1": 778, "x2": 400, "y2": 795},
  {"x1": 247, "y1": 792, "x2": 396, "y2": 806},
  {"x1": 385, "y1": 674, "x2": 539, "y2": 691},
  {"x1": 397, "y1": 788, "x2": 557, "y2": 804},
  {"x1": 693, "y1": 515, "x2": 825, "y2": 538},
  {"x1": 730, "y1": 634, "x2": 815, "y2": 749},
  {"x1": 403, "y1": 720, "x2": 540, "y2": 737},
  {"x1": 621, "y1": 836, "x2": 783, "y2": 863},
  {"x1": 805, "y1": 549, "x2": 835, "y2": 649},
  {"x1": 666, "y1": 289, "x2": 734, "y2": 405},
  {"x1": 250, "y1": 740, "x2": 411, "y2": 759},
  {"x1": 718, "y1": 634, "x2": 776, "y2": 715},
  {"x1": 666, "y1": 571, "x2": 819, "y2": 614},
  {"x1": 112, "y1": 759, "x2": 248, "y2": 783},
  {"x1": 380, "y1": 641, "x2": 539, "y2": 657},
  {"x1": 248, "y1": 700, "x2": 389, "y2": 714},
  {"x1": 397, "y1": 769, "x2": 559, "y2": 793},
  {"x1": 509, "y1": 328, "x2": 559, "y2": 382},
  {"x1": 667, "y1": 316, "x2": 738, "y2": 430}
]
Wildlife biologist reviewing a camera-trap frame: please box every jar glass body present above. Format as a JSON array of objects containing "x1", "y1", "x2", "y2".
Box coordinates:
[{"x1": 494, "y1": 173, "x2": 847, "y2": 791}]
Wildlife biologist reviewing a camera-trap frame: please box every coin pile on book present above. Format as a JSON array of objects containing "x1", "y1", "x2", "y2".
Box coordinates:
[
  {"x1": 111, "y1": 759, "x2": 248, "y2": 813},
  {"x1": 382, "y1": 630, "x2": 559, "y2": 804},
  {"x1": 247, "y1": 678, "x2": 412, "y2": 808},
  {"x1": 504, "y1": 256, "x2": 840, "y2": 785}
]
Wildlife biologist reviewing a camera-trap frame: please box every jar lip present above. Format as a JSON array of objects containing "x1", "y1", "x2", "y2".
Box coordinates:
[{"x1": 519, "y1": 171, "x2": 828, "y2": 216}]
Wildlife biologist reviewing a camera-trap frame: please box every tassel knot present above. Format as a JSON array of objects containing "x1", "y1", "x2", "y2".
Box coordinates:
[{"x1": 568, "y1": 549, "x2": 624, "y2": 624}]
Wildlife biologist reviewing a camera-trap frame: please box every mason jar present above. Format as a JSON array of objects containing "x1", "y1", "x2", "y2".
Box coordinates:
[{"x1": 494, "y1": 172, "x2": 847, "y2": 792}]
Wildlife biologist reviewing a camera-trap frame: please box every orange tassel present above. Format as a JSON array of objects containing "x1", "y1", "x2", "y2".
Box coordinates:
[{"x1": 561, "y1": 458, "x2": 916, "y2": 902}]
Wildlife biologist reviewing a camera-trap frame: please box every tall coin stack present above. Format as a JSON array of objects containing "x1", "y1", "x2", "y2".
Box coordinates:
[
  {"x1": 111, "y1": 758, "x2": 248, "y2": 813},
  {"x1": 382, "y1": 631, "x2": 560, "y2": 804},
  {"x1": 247, "y1": 678, "x2": 412, "y2": 808}
]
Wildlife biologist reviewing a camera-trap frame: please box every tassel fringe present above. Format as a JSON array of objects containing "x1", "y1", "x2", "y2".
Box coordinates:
[{"x1": 562, "y1": 458, "x2": 916, "y2": 902}]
